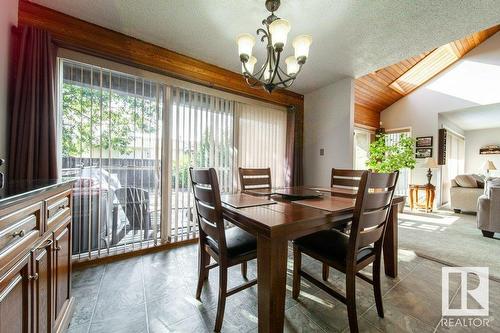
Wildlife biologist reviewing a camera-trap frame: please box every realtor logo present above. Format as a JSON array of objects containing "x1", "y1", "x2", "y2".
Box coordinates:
[{"x1": 442, "y1": 267, "x2": 489, "y2": 316}]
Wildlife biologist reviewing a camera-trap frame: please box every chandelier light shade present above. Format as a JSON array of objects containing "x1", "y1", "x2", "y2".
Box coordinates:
[
  {"x1": 293, "y1": 35, "x2": 313, "y2": 62},
  {"x1": 285, "y1": 56, "x2": 299, "y2": 75},
  {"x1": 268, "y1": 19, "x2": 291, "y2": 50},
  {"x1": 237, "y1": 33, "x2": 256, "y2": 59},
  {"x1": 236, "y1": 0, "x2": 312, "y2": 93}
]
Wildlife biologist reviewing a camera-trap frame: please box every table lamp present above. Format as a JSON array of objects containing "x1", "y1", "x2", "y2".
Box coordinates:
[
  {"x1": 423, "y1": 158, "x2": 438, "y2": 185},
  {"x1": 482, "y1": 160, "x2": 497, "y2": 177}
]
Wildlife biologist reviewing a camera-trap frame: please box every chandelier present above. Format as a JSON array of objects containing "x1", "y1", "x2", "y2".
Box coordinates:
[{"x1": 236, "y1": 0, "x2": 312, "y2": 93}]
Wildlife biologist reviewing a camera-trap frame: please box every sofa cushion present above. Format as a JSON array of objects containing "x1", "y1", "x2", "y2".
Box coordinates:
[
  {"x1": 454, "y1": 175, "x2": 478, "y2": 188},
  {"x1": 471, "y1": 174, "x2": 485, "y2": 188}
]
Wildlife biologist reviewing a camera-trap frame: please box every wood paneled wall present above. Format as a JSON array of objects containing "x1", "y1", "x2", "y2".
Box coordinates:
[{"x1": 354, "y1": 104, "x2": 380, "y2": 129}]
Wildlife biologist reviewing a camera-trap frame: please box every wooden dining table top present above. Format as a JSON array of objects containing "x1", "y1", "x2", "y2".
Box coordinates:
[
  {"x1": 221, "y1": 187, "x2": 405, "y2": 239},
  {"x1": 221, "y1": 188, "x2": 356, "y2": 239}
]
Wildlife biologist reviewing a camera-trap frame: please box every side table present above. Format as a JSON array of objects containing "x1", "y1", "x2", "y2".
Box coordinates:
[{"x1": 409, "y1": 184, "x2": 435, "y2": 212}]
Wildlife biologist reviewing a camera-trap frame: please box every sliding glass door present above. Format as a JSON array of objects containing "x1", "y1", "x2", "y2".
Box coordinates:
[
  {"x1": 59, "y1": 58, "x2": 288, "y2": 259},
  {"x1": 60, "y1": 60, "x2": 163, "y2": 259}
]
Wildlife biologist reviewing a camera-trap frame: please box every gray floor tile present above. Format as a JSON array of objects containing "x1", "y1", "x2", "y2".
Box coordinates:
[
  {"x1": 89, "y1": 303, "x2": 148, "y2": 333},
  {"x1": 362, "y1": 304, "x2": 435, "y2": 333}
]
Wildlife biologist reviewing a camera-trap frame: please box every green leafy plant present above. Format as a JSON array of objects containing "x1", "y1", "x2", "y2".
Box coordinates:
[{"x1": 367, "y1": 133, "x2": 416, "y2": 173}]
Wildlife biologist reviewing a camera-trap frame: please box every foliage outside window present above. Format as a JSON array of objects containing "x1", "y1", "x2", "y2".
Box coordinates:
[{"x1": 367, "y1": 133, "x2": 416, "y2": 173}]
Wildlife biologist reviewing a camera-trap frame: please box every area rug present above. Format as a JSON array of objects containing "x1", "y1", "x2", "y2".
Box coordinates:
[{"x1": 398, "y1": 208, "x2": 500, "y2": 279}]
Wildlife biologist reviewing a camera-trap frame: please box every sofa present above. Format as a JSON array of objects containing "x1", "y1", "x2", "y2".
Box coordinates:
[
  {"x1": 477, "y1": 178, "x2": 500, "y2": 238},
  {"x1": 450, "y1": 174, "x2": 485, "y2": 213}
]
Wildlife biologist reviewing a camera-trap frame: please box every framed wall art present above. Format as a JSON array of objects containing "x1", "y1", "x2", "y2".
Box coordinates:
[
  {"x1": 416, "y1": 147, "x2": 432, "y2": 159},
  {"x1": 416, "y1": 136, "x2": 433, "y2": 147}
]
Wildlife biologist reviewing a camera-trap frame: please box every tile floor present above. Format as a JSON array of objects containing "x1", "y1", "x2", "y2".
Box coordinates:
[{"x1": 68, "y1": 244, "x2": 499, "y2": 333}]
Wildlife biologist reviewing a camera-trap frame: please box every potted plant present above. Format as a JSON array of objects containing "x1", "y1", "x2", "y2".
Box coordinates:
[{"x1": 367, "y1": 133, "x2": 416, "y2": 210}]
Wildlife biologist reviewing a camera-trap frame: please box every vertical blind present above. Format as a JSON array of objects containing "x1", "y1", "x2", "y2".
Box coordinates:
[
  {"x1": 442, "y1": 131, "x2": 465, "y2": 204},
  {"x1": 59, "y1": 58, "x2": 287, "y2": 259},
  {"x1": 167, "y1": 87, "x2": 235, "y2": 241},
  {"x1": 235, "y1": 103, "x2": 287, "y2": 188}
]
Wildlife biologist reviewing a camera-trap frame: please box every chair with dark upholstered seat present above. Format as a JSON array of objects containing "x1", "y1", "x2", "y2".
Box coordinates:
[
  {"x1": 190, "y1": 167, "x2": 257, "y2": 332},
  {"x1": 293, "y1": 170, "x2": 399, "y2": 333}
]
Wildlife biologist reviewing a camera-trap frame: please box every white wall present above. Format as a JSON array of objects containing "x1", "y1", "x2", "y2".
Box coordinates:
[
  {"x1": 381, "y1": 31, "x2": 500, "y2": 205},
  {"x1": 303, "y1": 77, "x2": 354, "y2": 186},
  {"x1": 0, "y1": 0, "x2": 19, "y2": 176},
  {"x1": 465, "y1": 127, "x2": 500, "y2": 177}
]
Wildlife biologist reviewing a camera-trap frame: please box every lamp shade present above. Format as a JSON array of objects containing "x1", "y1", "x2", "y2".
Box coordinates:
[
  {"x1": 423, "y1": 158, "x2": 438, "y2": 169},
  {"x1": 482, "y1": 160, "x2": 497, "y2": 171},
  {"x1": 293, "y1": 35, "x2": 313, "y2": 62},
  {"x1": 237, "y1": 33, "x2": 255, "y2": 59},
  {"x1": 242, "y1": 56, "x2": 257, "y2": 74},
  {"x1": 269, "y1": 19, "x2": 290, "y2": 49},
  {"x1": 285, "y1": 56, "x2": 299, "y2": 75}
]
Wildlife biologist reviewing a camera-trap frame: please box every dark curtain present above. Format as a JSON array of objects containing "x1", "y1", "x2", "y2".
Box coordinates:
[
  {"x1": 285, "y1": 105, "x2": 303, "y2": 186},
  {"x1": 9, "y1": 26, "x2": 58, "y2": 181}
]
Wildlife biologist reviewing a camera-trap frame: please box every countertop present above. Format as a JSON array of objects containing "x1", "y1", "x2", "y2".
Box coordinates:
[{"x1": 0, "y1": 178, "x2": 75, "y2": 208}]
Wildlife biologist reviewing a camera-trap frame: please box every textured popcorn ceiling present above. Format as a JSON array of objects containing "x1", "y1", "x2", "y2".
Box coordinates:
[{"x1": 31, "y1": 0, "x2": 500, "y2": 94}]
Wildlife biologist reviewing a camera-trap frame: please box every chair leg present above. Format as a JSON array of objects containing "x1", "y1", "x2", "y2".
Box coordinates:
[
  {"x1": 322, "y1": 263, "x2": 329, "y2": 281},
  {"x1": 214, "y1": 266, "x2": 228, "y2": 332},
  {"x1": 292, "y1": 245, "x2": 301, "y2": 299},
  {"x1": 346, "y1": 271, "x2": 359, "y2": 333},
  {"x1": 241, "y1": 261, "x2": 248, "y2": 280},
  {"x1": 373, "y1": 258, "x2": 384, "y2": 318},
  {"x1": 196, "y1": 246, "x2": 210, "y2": 300}
]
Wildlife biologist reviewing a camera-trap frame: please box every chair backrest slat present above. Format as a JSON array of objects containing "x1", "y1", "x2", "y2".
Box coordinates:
[
  {"x1": 363, "y1": 191, "x2": 393, "y2": 211},
  {"x1": 331, "y1": 168, "x2": 364, "y2": 188},
  {"x1": 193, "y1": 185, "x2": 216, "y2": 205},
  {"x1": 357, "y1": 225, "x2": 385, "y2": 248},
  {"x1": 190, "y1": 168, "x2": 226, "y2": 250},
  {"x1": 348, "y1": 170, "x2": 399, "y2": 262},
  {"x1": 239, "y1": 167, "x2": 272, "y2": 191},
  {"x1": 360, "y1": 206, "x2": 391, "y2": 229}
]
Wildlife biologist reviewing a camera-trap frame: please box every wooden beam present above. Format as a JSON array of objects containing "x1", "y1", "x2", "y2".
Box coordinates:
[{"x1": 18, "y1": 1, "x2": 303, "y2": 108}]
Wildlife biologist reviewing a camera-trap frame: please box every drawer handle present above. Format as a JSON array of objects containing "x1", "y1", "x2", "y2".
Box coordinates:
[
  {"x1": 55, "y1": 246, "x2": 62, "y2": 251},
  {"x1": 36, "y1": 239, "x2": 54, "y2": 250},
  {"x1": 12, "y1": 229, "x2": 25, "y2": 238},
  {"x1": 28, "y1": 273, "x2": 39, "y2": 281}
]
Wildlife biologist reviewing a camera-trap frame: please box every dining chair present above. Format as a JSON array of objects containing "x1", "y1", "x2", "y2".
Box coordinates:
[
  {"x1": 324, "y1": 168, "x2": 366, "y2": 280},
  {"x1": 292, "y1": 170, "x2": 399, "y2": 333},
  {"x1": 239, "y1": 167, "x2": 272, "y2": 194},
  {"x1": 189, "y1": 167, "x2": 258, "y2": 332}
]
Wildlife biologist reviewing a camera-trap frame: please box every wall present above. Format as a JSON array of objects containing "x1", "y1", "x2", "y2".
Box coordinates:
[
  {"x1": 303, "y1": 77, "x2": 354, "y2": 186},
  {"x1": 0, "y1": 0, "x2": 19, "y2": 176},
  {"x1": 381, "y1": 31, "x2": 500, "y2": 205},
  {"x1": 465, "y1": 127, "x2": 500, "y2": 177}
]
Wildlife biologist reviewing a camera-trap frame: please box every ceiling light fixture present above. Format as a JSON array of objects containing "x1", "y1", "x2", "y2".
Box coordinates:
[{"x1": 236, "y1": 0, "x2": 312, "y2": 93}]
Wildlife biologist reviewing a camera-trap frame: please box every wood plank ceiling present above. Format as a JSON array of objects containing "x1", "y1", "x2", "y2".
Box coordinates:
[{"x1": 354, "y1": 25, "x2": 500, "y2": 129}]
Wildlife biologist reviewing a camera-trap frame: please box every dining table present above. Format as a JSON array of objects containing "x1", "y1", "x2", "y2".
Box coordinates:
[{"x1": 221, "y1": 186, "x2": 405, "y2": 333}]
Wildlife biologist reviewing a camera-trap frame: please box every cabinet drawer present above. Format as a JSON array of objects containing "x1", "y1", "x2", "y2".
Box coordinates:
[
  {"x1": 0, "y1": 202, "x2": 42, "y2": 272},
  {"x1": 0, "y1": 202, "x2": 42, "y2": 253},
  {"x1": 46, "y1": 190, "x2": 71, "y2": 229}
]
